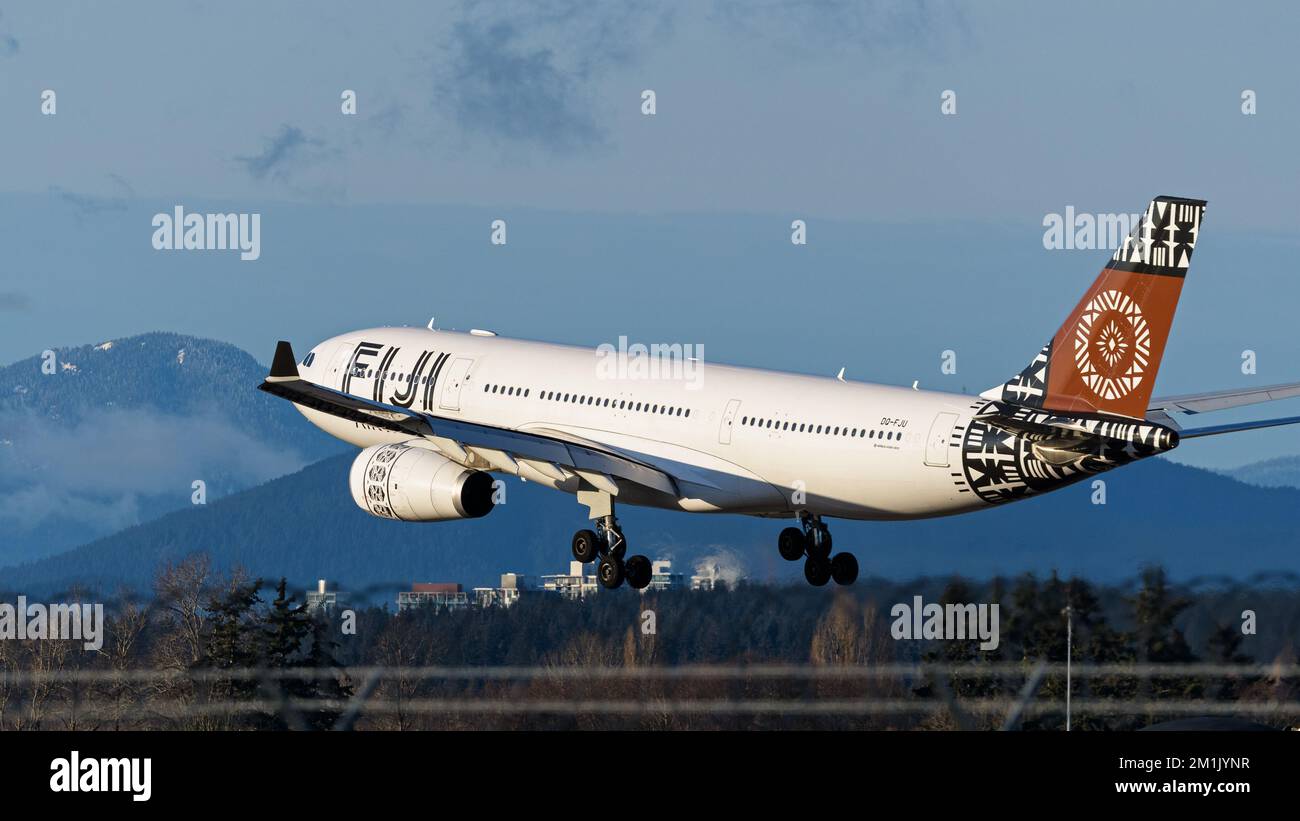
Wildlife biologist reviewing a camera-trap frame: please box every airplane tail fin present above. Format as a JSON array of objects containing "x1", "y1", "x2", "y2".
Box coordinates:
[{"x1": 984, "y1": 195, "x2": 1207, "y2": 419}]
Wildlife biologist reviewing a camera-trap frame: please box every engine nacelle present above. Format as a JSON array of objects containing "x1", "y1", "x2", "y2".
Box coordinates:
[{"x1": 350, "y1": 442, "x2": 495, "y2": 522}]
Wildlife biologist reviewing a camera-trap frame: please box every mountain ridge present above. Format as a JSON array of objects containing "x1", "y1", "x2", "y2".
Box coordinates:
[{"x1": 6, "y1": 448, "x2": 1299, "y2": 600}]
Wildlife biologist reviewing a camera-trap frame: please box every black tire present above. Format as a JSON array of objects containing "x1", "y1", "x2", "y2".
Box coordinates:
[
  {"x1": 804, "y1": 556, "x2": 831, "y2": 587},
  {"x1": 572, "y1": 529, "x2": 600, "y2": 563},
  {"x1": 778, "y1": 527, "x2": 805, "y2": 561},
  {"x1": 598, "y1": 556, "x2": 625, "y2": 589},
  {"x1": 830, "y1": 552, "x2": 859, "y2": 586},
  {"x1": 625, "y1": 554, "x2": 652, "y2": 590},
  {"x1": 804, "y1": 527, "x2": 831, "y2": 560}
]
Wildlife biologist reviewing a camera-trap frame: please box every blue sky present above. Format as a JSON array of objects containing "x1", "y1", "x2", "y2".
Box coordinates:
[{"x1": 2, "y1": 0, "x2": 1300, "y2": 469}]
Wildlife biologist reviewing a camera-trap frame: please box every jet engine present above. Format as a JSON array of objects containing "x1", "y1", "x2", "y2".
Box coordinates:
[{"x1": 349, "y1": 442, "x2": 495, "y2": 522}]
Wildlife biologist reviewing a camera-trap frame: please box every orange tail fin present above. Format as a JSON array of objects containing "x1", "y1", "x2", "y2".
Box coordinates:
[{"x1": 987, "y1": 195, "x2": 1207, "y2": 419}]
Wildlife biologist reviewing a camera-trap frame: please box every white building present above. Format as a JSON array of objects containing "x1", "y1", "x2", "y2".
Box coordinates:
[
  {"x1": 306, "y1": 579, "x2": 344, "y2": 613},
  {"x1": 473, "y1": 573, "x2": 528, "y2": 608},
  {"x1": 645, "y1": 560, "x2": 684, "y2": 592},
  {"x1": 397, "y1": 582, "x2": 470, "y2": 612},
  {"x1": 539, "y1": 561, "x2": 599, "y2": 600}
]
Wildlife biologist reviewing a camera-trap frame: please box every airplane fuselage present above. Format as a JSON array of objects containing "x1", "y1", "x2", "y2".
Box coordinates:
[{"x1": 292, "y1": 327, "x2": 1162, "y2": 521}]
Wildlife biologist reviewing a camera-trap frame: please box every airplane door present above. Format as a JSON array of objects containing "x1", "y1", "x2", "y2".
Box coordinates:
[
  {"x1": 326, "y1": 343, "x2": 354, "y2": 389},
  {"x1": 439, "y1": 357, "x2": 473, "y2": 411},
  {"x1": 925, "y1": 412, "x2": 958, "y2": 467},
  {"x1": 719, "y1": 399, "x2": 741, "y2": 445}
]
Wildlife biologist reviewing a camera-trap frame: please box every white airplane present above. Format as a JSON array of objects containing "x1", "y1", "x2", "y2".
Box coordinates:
[{"x1": 262, "y1": 195, "x2": 1300, "y2": 589}]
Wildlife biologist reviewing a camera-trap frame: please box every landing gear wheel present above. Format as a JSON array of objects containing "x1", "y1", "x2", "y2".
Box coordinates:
[
  {"x1": 572, "y1": 529, "x2": 601, "y2": 564},
  {"x1": 598, "y1": 556, "x2": 625, "y2": 589},
  {"x1": 804, "y1": 556, "x2": 831, "y2": 587},
  {"x1": 805, "y1": 526, "x2": 832, "y2": 560},
  {"x1": 830, "y1": 552, "x2": 859, "y2": 586},
  {"x1": 625, "y1": 555, "x2": 652, "y2": 590},
  {"x1": 778, "y1": 527, "x2": 805, "y2": 561}
]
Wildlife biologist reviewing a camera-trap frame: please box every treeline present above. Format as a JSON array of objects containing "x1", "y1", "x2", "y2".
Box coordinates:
[{"x1": 0, "y1": 555, "x2": 1296, "y2": 730}]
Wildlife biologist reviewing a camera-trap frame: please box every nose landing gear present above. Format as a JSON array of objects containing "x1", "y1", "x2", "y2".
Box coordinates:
[{"x1": 778, "y1": 514, "x2": 858, "y2": 586}]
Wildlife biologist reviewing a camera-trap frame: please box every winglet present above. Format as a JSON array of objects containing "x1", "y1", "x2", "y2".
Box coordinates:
[{"x1": 267, "y1": 340, "x2": 299, "y2": 381}]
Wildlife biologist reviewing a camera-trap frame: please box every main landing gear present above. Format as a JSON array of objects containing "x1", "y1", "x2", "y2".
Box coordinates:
[
  {"x1": 571, "y1": 491, "x2": 652, "y2": 591},
  {"x1": 778, "y1": 513, "x2": 858, "y2": 587}
]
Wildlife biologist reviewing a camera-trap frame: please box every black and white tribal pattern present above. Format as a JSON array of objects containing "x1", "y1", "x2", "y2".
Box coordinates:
[
  {"x1": 998, "y1": 344, "x2": 1051, "y2": 408},
  {"x1": 358, "y1": 442, "x2": 408, "y2": 520},
  {"x1": 957, "y1": 401, "x2": 1178, "y2": 505},
  {"x1": 1110, "y1": 198, "x2": 1204, "y2": 272}
]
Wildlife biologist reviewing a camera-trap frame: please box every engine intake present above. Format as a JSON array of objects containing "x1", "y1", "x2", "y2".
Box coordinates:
[{"x1": 349, "y1": 442, "x2": 495, "y2": 522}]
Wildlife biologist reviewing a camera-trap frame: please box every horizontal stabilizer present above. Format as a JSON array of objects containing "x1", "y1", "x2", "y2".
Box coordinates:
[
  {"x1": 1148, "y1": 381, "x2": 1300, "y2": 415},
  {"x1": 1178, "y1": 415, "x2": 1300, "y2": 439}
]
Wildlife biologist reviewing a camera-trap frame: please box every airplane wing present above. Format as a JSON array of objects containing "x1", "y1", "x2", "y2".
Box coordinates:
[
  {"x1": 258, "y1": 341, "x2": 679, "y2": 497},
  {"x1": 1145, "y1": 381, "x2": 1300, "y2": 438}
]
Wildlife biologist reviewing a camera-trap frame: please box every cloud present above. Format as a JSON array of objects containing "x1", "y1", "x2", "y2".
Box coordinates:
[
  {"x1": 0, "y1": 292, "x2": 28, "y2": 312},
  {"x1": 235, "y1": 125, "x2": 325, "y2": 182},
  {"x1": 366, "y1": 102, "x2": 407, "y2": 139},
  {"x1": 438, "y1": 3, "x2": 672, "y2": 152},
  {"x1": 444, "y1": 20, "x2": 602, "y2": 151},
  {"x1": 0, "y1": 409, "x2": 307, "y2": 535},
  {"x1": 0, "y1": 12, "x2": 17, "y2": 57},
  {"x1": 49, "y1": 188, "x2": 125, "y2": 220},
  {"x1": 47, "y1": 174, "x2": 135, "y2": 222},
  {"x1": 710, "y1": 0, "x2": 968, "y2": 60}
]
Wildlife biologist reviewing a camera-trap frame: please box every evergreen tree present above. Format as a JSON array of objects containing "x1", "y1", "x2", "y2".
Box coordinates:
[
  {"x1": 1132, "y1": 566, "x2": 1200, "y2": 700},
  {"x1": 200, "y1": 576, "x2": 263, "y2": 726},
  {"x1": 1206, "y1": 621, "x2": 1252, "y2": 700}
]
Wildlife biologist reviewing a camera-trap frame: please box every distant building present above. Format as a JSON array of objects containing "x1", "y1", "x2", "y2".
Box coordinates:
[
  {"x1": 645, "y1": 560, "x2": 683, "y2": 592},
  {"x1": 690, "y1": 571, "x2": 719, "y2": 591},
  {"x1": 539, "y1": 561, "x2": 599, "y2": 600},
  {"x1": 473, "y1": 573, "x2": 528, "y2": 608},
  {"x1": 306, "y1": 579, "x2": 344, "y2": 613},
  {"x1": 690, "y1": 562, "x2": 737, "y2": 591},
  {"x1": 398, "y1": 582, "x2": 470, "y2": 612}
]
